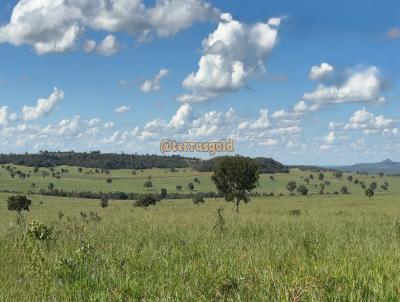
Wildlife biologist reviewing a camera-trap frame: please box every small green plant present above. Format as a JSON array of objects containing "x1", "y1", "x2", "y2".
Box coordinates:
[
  {"x1": 27, "y1": 220, "x2": 54, "y2": 241},
  {"x1": 193, "y1": 193, "x2": 205, "y2": 205}
]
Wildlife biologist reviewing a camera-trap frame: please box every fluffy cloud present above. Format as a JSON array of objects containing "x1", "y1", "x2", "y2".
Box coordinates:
[
  {"x1": 303, "y1": 67, "x2": 386, "y2": 106},
  {"x1": 0, "y1": 107, "x2": 9, "y2": 126},
  {"x1": 178, "y1": 13, "x2": 281, "y2": 102},
  {"x1": 0, "y1": 0, "x2": 219, "y2": 54},
  {"x1": 85, "y1": 35, "x2": 120, "y2": 56},
  {"x1": 324, "y1": 131, "x2": 336, "y2": 144},
  {"x1": 22, "y1": 87, "x2": 64, "y2": 121},
  {"x1": 344, "y1": 108, "x2": 397, "y2": 131},
  {"x1": 140, "y1": 69, "x2": 169, "y2": 93},
  {"x1": 309, "y1": 63, "x2": 334, "y2": 80},
  {"x1": 169, "y1": 103, "x2": 192, "y2": 128},
  {"x1": 387, "y1": 27, "x2": 400, "y2": 39},
  {"x1": 115, "y1": 106, "x2": 131, "y2": 114}
]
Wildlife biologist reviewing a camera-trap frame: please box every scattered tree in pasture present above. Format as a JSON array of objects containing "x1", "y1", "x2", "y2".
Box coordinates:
[
  {"x1": 347, "y1": 175, "x2": 353, "y2": 182},
  {"x1": 365, "y1": 188, "x2": 374, "y2": 199},
  {"x1": 193, "y1": 193, "x2": 205, "y2": 205},
  {"x1": 144, "y1": 181, "x2": 153, "y2": 190},
  {"x1": 194, "y1": 177, "x2": 200, "y2": 183},
  {"x1": 318, "y1": 172, "x2": 325, "y2": 181},
  {"x1": 309, "y1": 174, "x2": 314, "y2": 180},
  {"x1": 287, "y1": 181, "x2": 297, "y2": 193},
  {"x1": 340, "y1": 186, "x2": 349, "y2": 194},
  {"x1": 370, "y1": 182, "x2": 377, "y2": 191},
  {"x1": 304, "y1": 178, "x2": 310, "y2": 184},
  {"x1": 134, "y1": 194, "x2": 157, "y2": 210},
  {"x1": 188, "y1": 183, "x2": 195, "y2": 191},
  {"x1": 160, "y1": 188, "x2": 168, "y2": 199},
  {"x1": 7, "y1": 195, "x2": 32, "y2": 213},
  {"x1": 297, "y1": 185, "x2": 308, "y2": 196},
  {"x1": 212, "y1": 156, "x2": 259, "y2": 212},
  {"x1": 48, "y1": 183, "x2": 54, "y2": 191},
  {"x1": 106, "y1": 178, "x2": 113, "y2": 184},
  {"x1": 78, "y1": 167, "x2": 83, "y2": 173},
  {"x1": 100, "y1": 194, "x2": 109, "y2": 208},
  {"x1": 334, "y1": 171, "x2": 343, "y2": 179},
  {"x1": 176, "y1": 185, "x2": 182, "y2": 191}
]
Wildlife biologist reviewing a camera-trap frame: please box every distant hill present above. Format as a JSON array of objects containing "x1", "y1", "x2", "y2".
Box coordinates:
[
  {"x1": 333, "y1": 159, "x2": 400, "y2": 175},
  {"x1": 0, "y1": 152, "x2": 289, "y2": 173},
  {"x1": 192, "y1": 156, "x2": 289, "y2": 174}
]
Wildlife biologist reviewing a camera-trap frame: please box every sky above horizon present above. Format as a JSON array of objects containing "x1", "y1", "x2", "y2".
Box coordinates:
[{"x1": 0, "y1": 0, "x2": 399, "y2": 165}]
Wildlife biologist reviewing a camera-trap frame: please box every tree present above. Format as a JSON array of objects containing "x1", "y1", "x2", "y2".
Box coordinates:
[
  {"x1": 100, "y1": 194, "x2": 109, "y2": 208},
  {"x1": 144, "y1": 181, "x2": 153, "y2": 190},
  {"x1": 7, "y1": 195, "x2": 32, "y2": 213},
  {"x1": 48, "y1": 183, "x2": 54, "y2": 190},
  {"x1": 176, "y1": 185, "x2": 182, "y2": 191},
  {"x1": 78, "y1": 167, "x2": 83, "y2": 173},
  {"x1": 365, "y1": 188, "x2": 374, "y2": 199},
  {"x1": 287, "y1": 181, "x2": 297, "y2": 193},
  {"x1": 370, "y1": 182, "x2": 377, "y2": 191},
  {"x1": 379, "y1": 172, "x2": 384, "y2": 178},
  {"x1": 106, "y1": 178, "x2": 112, "y2": 184},
  {"x1": 309, "y1": 174, "x2": 314, "y2": 180},
  {"x1": 334, "y1": 171, "x2": 343, "y2": 179},
  {"x1": 340, "y1": 186, "x2": 349, "y2": 194},
  {"x1": 134, "y1": 194, "x2": 157, "y2": 210},
  {"x1": 193, "y1": 193, "x2": 205, "y2": 205},
  {"x1": 212, "y1": 156, "x2": 259, "y2": 212},
  {"x1": 188, "y1": 183, "x2": 195, "y2": 191},
  {"x1": 297, "y1": 185, "x2": 308, "y2": 196},
  {"x1": 160, "y1": 188, "x2": 168, "y2": 199},
  {"x1": 194, "y1": 177, "x2": 200, "y2": 183},
  {"x1": 318, "y1": 172, "x2": 325, "y2": 181},
  {"x1": 347, "y1": 175, "x2": 353, "y2": 182}
]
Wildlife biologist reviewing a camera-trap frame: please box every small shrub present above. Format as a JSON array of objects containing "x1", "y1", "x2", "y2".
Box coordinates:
[
  {"x1": 27, "y1": 220, "x2": 53, "y2": 241},
  {"x1": 288, "y1": 209, "x2": 302, "y2": 216},
  {"x1": 193, "y1": 193, "x2": 205, "y2": 205}
]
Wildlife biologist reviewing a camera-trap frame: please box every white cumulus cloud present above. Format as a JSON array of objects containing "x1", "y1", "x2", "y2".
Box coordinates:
[
  {"x1": 0, "y1": 0, "x2": 219, "y2": 54},
  {"x1": 178, "y1": 13, "x2": 281, "y2": 102},
  {"x1": 115, "y1": 106, "x2": 131, "y2": 114},
  {"x1": 140, "y1": 69, "x2": 169, "y2": 93},
  {"x1": 309, "y1": 63, "x2": 334, "y2": 80},
  {"x1": 84, "y1": 35, "x2": 120, "y2": 56},
  {"x1": 22, "y1": 87, "x2": 64, "y2": 121}
]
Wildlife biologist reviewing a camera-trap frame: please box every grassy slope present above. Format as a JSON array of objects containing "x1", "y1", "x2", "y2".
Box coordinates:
[
  {"x1": 1, "y1": 193, "x2": 400, "y2": 300},
  {"x1": 0, "y1": 165, "x2": 398, "y2": 196}
]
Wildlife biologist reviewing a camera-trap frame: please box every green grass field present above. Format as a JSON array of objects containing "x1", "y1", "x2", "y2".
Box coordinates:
[
  {"x1": 0, "y1": 165, "x2": 398, "y2": 196},
  {"x1": 1, "y1": 166, "x2": 400, "y2": 300}
]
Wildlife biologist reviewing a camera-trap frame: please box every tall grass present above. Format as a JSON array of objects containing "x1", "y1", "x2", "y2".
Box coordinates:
[{"x1": 1, "y1": 193, "x2": 400, "y2": 301}]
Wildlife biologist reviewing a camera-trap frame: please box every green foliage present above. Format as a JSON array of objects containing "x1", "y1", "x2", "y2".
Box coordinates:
[
  {"x1": 160, "y1": 188, "x2": 168, "y2": 199},
  {"x1": 144, "y1": 181, "x2": 153, "y2": 190},
  {"x1": 287, "y1": 181, "x2": 297, "y2": 193},
  {"x1": 193, "y1": 193, "x2": 205, "y2": 205},
  {"x1": 340, "y1": 186, "x2": 349, "y2": 194},
  {"x1": 7, "y1": 195, "x2": 32, "y2": 213},
  {"x1": 100, "y1": 194, "x2": 109, "y2": 208},
  {"x1": 134, "y1": 194, "x2": 157, "y2": 209},
  {"x1": 27, "y1": 220, "x2": 54, "y2": 241},
  {"x1": 188, "y1": 183, "x2": 195, "y2": 191},
  {"x1": 212, "y1": 156, "x2": 259, "y2": 212},
  {"x1": 365, "y1": 188, "x2": 374, "y2": 199},
  {"x1": 297, "y1": 185, "x2": 308, "y2": 196}
]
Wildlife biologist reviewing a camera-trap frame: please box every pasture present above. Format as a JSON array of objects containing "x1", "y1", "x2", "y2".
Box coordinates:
[{"x1": 1, "y1": 192, "x2": 400, "y2": 300}]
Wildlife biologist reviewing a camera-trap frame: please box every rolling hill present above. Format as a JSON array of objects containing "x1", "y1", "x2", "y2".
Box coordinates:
[{"x1": 333, "y1": 159, "x2": 400, "y2": 175}]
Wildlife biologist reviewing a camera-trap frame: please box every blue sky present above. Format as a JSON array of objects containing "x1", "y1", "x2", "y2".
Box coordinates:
[{"x1": 0, "y1": 0, "x2": 399, "y2": 165}]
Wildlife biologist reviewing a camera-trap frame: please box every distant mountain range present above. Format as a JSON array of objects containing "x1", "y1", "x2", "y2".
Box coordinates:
[{"x1": 332, "y1": 159, "x2": 400, "y2": 175}]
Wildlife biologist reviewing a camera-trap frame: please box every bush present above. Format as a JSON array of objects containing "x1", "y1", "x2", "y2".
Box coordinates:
[
  {"x1": 193, "y1": 193, "x2": 205, "y2": 205},
  {"x1": 134, "y1": 194, "x2": 157, "y2": 209},
  {"x1": 27, "y1": 220, "x2": 53, "y2": 241},
  {"x1": 100, "y1": 194, "x2": 109, "y2": 208}
]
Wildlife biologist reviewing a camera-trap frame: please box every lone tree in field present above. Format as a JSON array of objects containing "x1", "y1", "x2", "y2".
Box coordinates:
[
  {"x1": 160, "y1": 188, "x2": 168, "y2": 199},
  {"x1": 188, "y1": 182, "x2": 195, "y2": 191},
  {"x1": 287, "y1": 181, "x2": 297, "y2": 193},
  {"x1": 212, "y1": 156, "x2": 259, "y2": 212},
  {"x1": 318, "y1": 172, "x2": 325, "y2": 181},
  {"x1": 7, "y1": 195, "x2": 32, "y2": 213},
  {"x1": 134, "y1": 194, "x2": 157, "y2": 210},
  {"x1": 176, "y1": 185, "x2": 182, "y2": 191},
  {"x1": 347, "y1": 175, "x2": 353, "y2": 182},
  {"x1": 100, "y1": 194, "x2": 109, "y2": 208},
  {"x1": 365, "y1": 188, "x2": 374, "y2": 200},
  {"x1": 297, "y1": 185, "x2": 308, "y2": 196},
  {"x1": 144, "y1": 181, "x2": 153, "y2": 191},
  {"x1": 193, "y1": 193, "x2": 205, "y2": 205},
  {"x1": 370, "y1": 182, "x2": 377, "y2": 191},
  {"x1": 340, "y1": 186, "x2": 349, "y2": 194}
]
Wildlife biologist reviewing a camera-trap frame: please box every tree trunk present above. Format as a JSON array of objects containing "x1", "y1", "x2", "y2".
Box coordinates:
[{"x1": 236, "y1": 199, "x2": 240, "y2": 213}]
